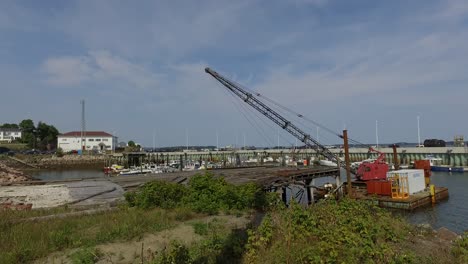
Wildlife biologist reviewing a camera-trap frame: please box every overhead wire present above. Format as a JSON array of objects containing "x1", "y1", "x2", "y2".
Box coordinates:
[
  {"x1": 220, "y1": 84, "x2": 275, "y2": 147},
  {"x1": 232, "y1": 79, "x2": 373, "y2": 149}
]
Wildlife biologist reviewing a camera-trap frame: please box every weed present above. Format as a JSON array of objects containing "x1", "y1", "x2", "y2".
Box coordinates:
[
  {"x1": 0, "y1": 208, "x2": 184, "y2": 263},
  {"x1": 452, "y1": 232, "x2": 468, "y2": 263},
  {"x1": 191, "y1": 221, "x2": 210, "y2": 236},
  {"x1": 69, "y1": 247, "x2": 101, "y2": 264}
]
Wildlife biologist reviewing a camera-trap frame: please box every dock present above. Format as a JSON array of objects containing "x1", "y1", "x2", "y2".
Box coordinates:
[
  {"x1": 110, "y1": 166, "x2": 340, "y2": 191},
  {"x1": 1, "y1": 166, "x2": 340, "y2": 209}
]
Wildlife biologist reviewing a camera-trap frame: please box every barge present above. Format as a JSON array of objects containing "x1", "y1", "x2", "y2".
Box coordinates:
[{"x1": 352, "y1": 185, "x2": 449, "y2": 210}]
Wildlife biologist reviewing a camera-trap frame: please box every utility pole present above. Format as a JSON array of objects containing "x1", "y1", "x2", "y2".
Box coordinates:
[
  {"x1": 216, "y1": 129, "x2": 219, "y2": 151},
  {"x1": 417, "y1": 116, "x2": 421, "y2": 147},
  {"x1": 375, "y1": 120, "x2": 379, "y2": 149},
  {"x1": 343, "y1": 130, "x2": 352, "y2": 197},
  {"x1": 185, "y1": 129, "x2": 188, "y2": 151},
  {"x1": 80, "y1": 99, "x2": 86, "y2": 153},
  {"x1": 153, "y1": 129, "x2": 156, "y2": 151}
]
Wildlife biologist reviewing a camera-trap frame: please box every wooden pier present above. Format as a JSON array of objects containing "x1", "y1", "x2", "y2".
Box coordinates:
[{"x1": 110, "y1": 166, "x2": 340, "y2": 191}]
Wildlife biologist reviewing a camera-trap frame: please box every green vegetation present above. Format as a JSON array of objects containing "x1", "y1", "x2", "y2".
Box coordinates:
[
  {"x1": 0, "y1": 207, "x2": 193, "y2": 264},
  {"x1": 1, "y1": 173, "x2": 467, "y2": 263},
  {"x1": 69, "y1": 247, "x2": 102, "y2": 264},
  {"x1": 1, "y1": 119, "x2": 59, "y2": 150},
  {"x1": 125, "y1": 173, "x2": 269, "y2": 214},
  {"x1": 127, "y1": 140, "x2": 136, "y2": 147},
  {"x1": 243, "y1": 199, "x2": 464, "y2": 264},
  {"x1": 0, "y1": 143, "x2": 27, "y2": 150},
  {"x1": 452, "y1": 232, "x2": 468, "y2": 263},
  {"x1": 155, "y1": 218, "x2": 248, "y2": 264}
]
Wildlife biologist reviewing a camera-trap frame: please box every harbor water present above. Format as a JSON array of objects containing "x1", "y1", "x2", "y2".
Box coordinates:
[
  {"x1": 30, "y1": 169, "x2": 468, "y2": 233},
  {"x1": 30, "y1": 169, "x2": 105, "y2": 181},
  {"x1": 401, "y1": 171, "x2": 468, "y2": 234}
]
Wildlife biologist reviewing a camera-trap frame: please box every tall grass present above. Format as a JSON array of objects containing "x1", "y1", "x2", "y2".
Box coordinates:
[{"x1": 0, "y1": 207, "x2": 195, "y2": 263}]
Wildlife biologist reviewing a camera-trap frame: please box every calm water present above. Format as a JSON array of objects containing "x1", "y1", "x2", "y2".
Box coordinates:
[
  {"x1": 30, "y1": 169, "x2": 105, "y2": 181},
  {"x1": 29, "y1": 169, "x2": 468, "y2": 233},
  {"x1": 402, "y1": 171, "x2": 468, "y2": 234}
]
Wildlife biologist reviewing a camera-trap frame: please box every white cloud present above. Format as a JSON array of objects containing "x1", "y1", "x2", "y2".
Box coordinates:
[
  {"x1": 42, "y1": 56, "x2": 93, "y2": 86},
  {"x1": 42, "y1": 51, "x2": 163, "y2": 89}
]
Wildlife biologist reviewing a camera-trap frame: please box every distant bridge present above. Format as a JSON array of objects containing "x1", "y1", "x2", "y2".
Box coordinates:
[{"x1": 108, "y1": 146, "x2": 468, "y2": 167}]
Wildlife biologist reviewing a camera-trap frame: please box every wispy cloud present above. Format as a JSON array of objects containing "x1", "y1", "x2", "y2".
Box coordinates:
[
  {"x1": 42, "y1": 51, "x2": 163, "y2": 90},
  {"x1": 1, "y1": 0, "x2": 467, "y2": 144}
]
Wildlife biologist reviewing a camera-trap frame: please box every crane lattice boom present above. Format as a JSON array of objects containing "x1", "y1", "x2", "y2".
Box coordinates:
[{"x1": 205, "y1": 67, "x2": 341, "y2": 165}]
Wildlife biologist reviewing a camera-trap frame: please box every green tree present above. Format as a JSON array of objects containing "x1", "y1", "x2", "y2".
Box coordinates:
[
  {"x1": 36, "y1": 122, "x2": 59, "y2": 150},
  {"x1": 19, "y1": 119, "x2": 36, "y2": 148},
  {"x1": 0, "y1": 123, "x2": 19, "y2": 129},
  {"x1": 128, "y1": 140, "x2": 136, "y2": 147}
]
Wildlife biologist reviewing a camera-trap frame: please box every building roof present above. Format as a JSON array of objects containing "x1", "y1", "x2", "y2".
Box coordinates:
[{"x1": 59, "y1": 131, "x2": 113, "y2": 137}]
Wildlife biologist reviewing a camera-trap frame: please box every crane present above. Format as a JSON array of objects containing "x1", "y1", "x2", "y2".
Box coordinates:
[
  {"x1": 205, "y1": 67, "x2": 343, "y2": 167},
  {"x1": 355, "y1": 147, "x2": 389, "y2": 181}
]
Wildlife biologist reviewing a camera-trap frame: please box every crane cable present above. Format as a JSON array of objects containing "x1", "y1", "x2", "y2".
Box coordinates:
[
  {"x1": 231, "y1": 79, "x2": 372, "y2": 148},
  {"x1": 220, "y1": 83, "x2": 275, "y2": 147}
]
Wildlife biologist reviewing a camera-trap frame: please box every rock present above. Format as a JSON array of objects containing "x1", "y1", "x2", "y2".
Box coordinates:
[
  {"x1": 0, "y1": 162, "x2": 32, "y2": 183},
  {"x1": 437, "y1": 227, "x2": 458, "y2": 241}
]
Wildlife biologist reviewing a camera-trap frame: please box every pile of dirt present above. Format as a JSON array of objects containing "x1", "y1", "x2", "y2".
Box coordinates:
[{"x1": 0, "y1": 163, "x2": 31, "y2": 183}]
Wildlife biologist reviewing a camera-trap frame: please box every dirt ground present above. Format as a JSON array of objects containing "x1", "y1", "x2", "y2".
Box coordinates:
[{"x1": 37, "y1": 214, "x2": 251, "y2": 264}]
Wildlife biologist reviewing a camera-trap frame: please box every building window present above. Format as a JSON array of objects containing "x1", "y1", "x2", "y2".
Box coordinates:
[
  {"x1": 103, "y1": 138, "x2": 109, "y2": 142},
  {"x1": 62, "y1": 138, "x2": 67, "y2": 142},
  {"x1": 88, "y1": 139, "x2": 94, "y2": 142},
  {"x1": 14, "y1": 132, "x2": 18, "y2": 135},
  {"x1": 96, "y1": 139, "x2": 101, "y2": 142}
]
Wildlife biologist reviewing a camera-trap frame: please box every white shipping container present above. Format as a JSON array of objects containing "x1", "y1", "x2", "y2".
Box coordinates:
[{"x1": 386, "y1": 169, "x2": 426, "y2": 195}]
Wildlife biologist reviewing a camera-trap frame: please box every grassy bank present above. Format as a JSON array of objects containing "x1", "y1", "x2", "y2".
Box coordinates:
[
  {"x1": 0, "y1": 143, "x2": 28, "y2": 151},
  {"x1": 1, "y1": 172, "x2": 466, "y2": 263},
  {"x1": 244, "y1": 199, "x2": 468, "y2": 264},
  {"x1": 0, "y1": 207, "x2": 196, "y2": 263}
]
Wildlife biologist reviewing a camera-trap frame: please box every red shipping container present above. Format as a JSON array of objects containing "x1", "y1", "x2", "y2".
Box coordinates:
[
  {"x1": 366, "y1": 180, "x2": 392, "y2": 196},
  {"x1": 366, "y1": 181, "x2": 376, "y2": 194}
]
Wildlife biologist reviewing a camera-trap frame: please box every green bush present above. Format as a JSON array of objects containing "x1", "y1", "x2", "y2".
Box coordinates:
[
  {"x1": 125, "y1": 180, "x2": 187, "y2": 209},
  {"x1": 183, "y1": 173, "x2": 267, "y2": 214},
  {"x1": 69, "y1": 247, "x2": 101, "y2": 264},
  {"x1": 245, "y1": 198, "x2": 413, "y2": 264},
  {"x1": 452, "y1": 232, "x2": 468, "y2": 263},
  {"x1": 155, "y1": 241, "x2": 191, "y2": 264},
  {"x1": 126, "y1": 173, "x2": 268, "y2": 214}
]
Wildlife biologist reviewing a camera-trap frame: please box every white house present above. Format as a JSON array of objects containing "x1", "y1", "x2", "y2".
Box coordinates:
[
  {"x1": 57, "y1": 131, "x2": 118, "y2": 152},
  {"x1": 0, "y1": 128, "x2": 22, "y2": 143}
]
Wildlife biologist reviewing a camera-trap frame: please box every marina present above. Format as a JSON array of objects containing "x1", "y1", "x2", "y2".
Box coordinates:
[{"x1": 2, "y1": 166, "x2": 464, "y2": 233}]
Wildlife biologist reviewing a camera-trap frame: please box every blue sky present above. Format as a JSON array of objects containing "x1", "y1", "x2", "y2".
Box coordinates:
[{"x1": 1, "y1": 0, "x2": 467, "y2": 147}]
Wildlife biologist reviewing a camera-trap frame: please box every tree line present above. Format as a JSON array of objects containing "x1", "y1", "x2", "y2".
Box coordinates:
[{"x1": 0, "y1": 119, "x2": 59, "y2": 150}]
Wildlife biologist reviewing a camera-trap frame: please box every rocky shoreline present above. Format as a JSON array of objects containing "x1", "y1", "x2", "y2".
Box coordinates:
[
  {"x1": 0, "y1": 163, "x2": 32, "y2": 183},
  {"x1": 2, "y1": 155, "x2": 106, "y2": 170}
]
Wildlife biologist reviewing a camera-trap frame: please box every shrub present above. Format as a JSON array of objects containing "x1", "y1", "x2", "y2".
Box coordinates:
[
  {"x1": 452, "y1": 232, "x2": 468, "y2": 263},
  {"x1": 245, "y1": 198, "x2": 413, "y2": 264},
  {"x1": 69, "y1": 247, "x2": 101, "y2": 264},
  {"x1": 124, "y1": 180, "x2": 187, "y2": 209},
  {"x1": 155, "y1": 241, "x2": 190, "y2": 264},
  {"x1": 183, "y1": 173, "x2": 267, "y2": 214},
  {"x1": 127, "y1": 173, "x2": 269, "y2": 214}
]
